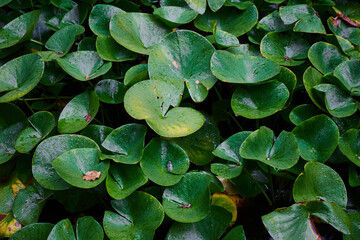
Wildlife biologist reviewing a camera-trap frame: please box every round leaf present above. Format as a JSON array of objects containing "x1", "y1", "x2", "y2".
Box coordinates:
[
  {"x1": 76, "y1": 216, "x2": 104, "y2": 240},
  {"x1": 339, "y1": 128, "x2": 360, "y2": 167},
  {"x1": 124, "y1": 64, "x2": 148, "y2": 87},
  {"x1": 162, "y1": 172, "x2": 212, "y2": 223},
  {"x1": 289, "y1": 104, "x2": 318, "y2": 125},
  {"x1": 94, "y1": 79, "x2": 126, "y2": 104},
  {"x1": 96, "y1": 35, "x2": 137, "y2": 62},
  {"x1": 89, "y1": 4, "x2": 124, "y2": 36},
  {"x1": 47, "y1": 219, "x2": 75, "y2": 240},
  {"x1": 154, "y1": 6, "x2": 198, "y2": 27},
  {"x1": 140, "y1": 138, "x2": 189, "y2": 186},
  {"x1": 9, "y1": 223, "x2": 54, "y2": 240}
]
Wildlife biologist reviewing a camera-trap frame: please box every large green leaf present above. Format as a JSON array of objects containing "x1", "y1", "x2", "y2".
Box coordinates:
[
  {"x1": 260, "y1": 32, "x2": 310, "y2": 66},
  {"x1": 0, "y1": 10, "x2": 40, "y2": 49},
  {"x1": 333, "y1": 60, "x2": 360, "y2": 95},
  {"x1": 47, "y1": 219, "x2": 75, "y2": 240},
  {"x1": 9, "y1": 223, "x2": 54, "y2": 240},
  {"x1": 210, "y1": 50, "x2": 280, "y2": 84},
  {"x1": 0, "y1": 54, "x2": 44, "y2": 102},
  {"x1": 165, "y1": 206, "x2": 232, "y2": 240},
  {"x1": 292, "y1": 115, "x2": 339, "y2": 162},
  {"x1": 162, "y1": 172, "x2": 212, "y2": 223},
  {"x1": 56, "y1": 51, "x2": 112, "y2": 81},
  {"x1": 154, "y1": 6, "x2": 198, "y2": 27},
  {"x1": 15, "y1": 111, "x2": 55, "y2": 153},
  {"x1": 240, "y1": 126, "x2": 299, "y2": 169},
  {"x1": 339, "y1": 128, "x2": 360, "y2": 167},
  {"x1": 101, "y1": 124, "x2": 147, "y2": 164},
  {"x1": 106, "y1": 163, "x2": 148, "y2": 200},
  {"x1": 0, "y1": 103, "x2": 27, "y2": 164},
  {"x1": 140, "y1": 138, "x2": 189, "y2": 186},
  {"x1": 103, "y1": 191, "x2": 164, "y2": 239},
  {"x1": 231, "y1": 81, "x2": 289, "y2": 119},
  {"x1": 32, "y1": 134, "x2": 99, "y2": 190},
  {"x1": 148, "y1": 30, "x2": 216, "y2": 102},
  {"x1": 124, "y1": 80, "x2": 205, "y2": 137},
  {"x1": 89, "y1": 4, "x2": 124, "y2": 36},
  {"x1": 58, "y1": 91, "x2": 99, "y2": 133},
  {"x1": 293, "y1": 161, "x2": 347, "y2": 208},
  {"x1": 194, "y1": 4, "x2": 258, "y2": 37},
  {"x1": 109, "y1": 13, "x2": 171, "y2": 54},
  {"x1": 52, "y1": 148, "x2": 110, "y2": 189},
  {"x1": 95, "y1": 35, "x2": 137, "y2": 62}
]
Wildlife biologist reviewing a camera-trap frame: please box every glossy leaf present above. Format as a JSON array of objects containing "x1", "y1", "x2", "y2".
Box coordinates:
[
  {"x1": 76, "y1": 216, "x2": 104, "y2": 240},
  {"x1": 89, "y1": 4, "x2": 124, "y2": 36},
  {"x1": 94, "y1": 79, "x2": 126, "y2": 104},
  {"x1": 57, "y1": 51, "x2": 112, "y2": 81},
  {"x1": 208, "y1": 0, "x2": 225, "y2": 12},
  {"x1": 96, "y1": 35, "x2": 137, "y2": 62},
  {"x1": 149, "y1": 30, "x2": 216, "y2": 102},
  {"x1": 162, "y1": 172, "x2": 212, "y2": 223},
  {"x1": 81, "y1": 124, "x2": 113, "y2": 152},
  {"x1": 334, "y1": 60, "x2": 360, "y2": 95},
  {"x1": 9, "y1": 223, "x2": 54, "y2": 240},
  {"x1": 343, "y1": 212, "x2": 360, "y2": 240},
  {"x1": 33, "y1": 134, "x2": 99, "y2": 190},
  {"x1": 154, "y1": 6, "x2": 198, "y2": 27},
  {"x1": 292, "y1": 115, "x2": 339, "y2": 162},
  {"x1": 124, "y1": 64, "x2": 148, "y2": 87},
  {"x1": 303, "y1": 67, "x2": 327, "y2": 111},
  {"x1": 0, "y1": 54, "x2": 44, "y2": 102},
  {"x1": 0, "y1": 184, "x2": 14, "y2": 214},
  {"x1": 110, "y1": 13, "x2": 171, "y2": 54},
  {"x1": 222, "y1": 225, "x2": 246, "y2": 240},
  {"x1": 258, "y1": 11, "x2": 293, "y2": 33},
  {"x1": 289, "y1": 104, "x2": 318, "y2": 125},
  {"x1": 328, "y1": 18, "x2": 360, "y2": 45},
  {"x1": 210, "y1": 163, "x2": 242, "y2": 179},
  {"x1": 185, "y1": 0, "x2": 206, "y2": 14},
  {"x1": 47, "y1": 219, "x2": 75, "y2": 240},
  {"x1": 140, "y1": 138, "x2": 189, "y2": 186},
  {"x1": 339, "y1": 129, "x2": 360, "y2": 167}
]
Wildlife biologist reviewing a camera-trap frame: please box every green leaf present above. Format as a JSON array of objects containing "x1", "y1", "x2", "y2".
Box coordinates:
[
  {"x1": 94, "y1": 79, "x2": 126, "y2": 104},
  {"x1": 76, "y1": 216, "x2": 104, "y2": 240},
  {"x1": 0, "y1": 10, "x2": 40, "y2": 49},
  {"x1": 58, "y1": 91, "x2": 99, "y2": 133},
  {"x1": 308, "y1": 42, "x2": 348, "y2": 74},
  {"x1": 45, "y1": 24, "x2": 84, "y2": 56},
  {"x1": 334, "y1": 60, "x2": 360, "y2": 95},
  {"x1": 293, "y1": 161, "x2": 347, "y2": 208},
  {"x1": 103, "y1": 191, "x2": 164, "y2": 239},
  {"x1": 194, "y1": 4, "x2": 258, "y2": 37},
  {"x1": 96, "y1": 35, "x2": 137, "y2": 62},
  {"x1": 15, "y1": 111, "x2": 55, "y2": 153},
  {"x1": 12, "y1": 185, "x2": 47, "y2": 225},
  {"x1": 89, "y1": 4, "x2": 124, "y2": 36},
  {"x1": 149, "y1": 30, "x2": 216, "y2": 102},
  {"x1": 169, "y1": 117, "x2": 220, "y2": 165},
  {"x1": 52, "y1": 148, "x2": 110, "y2": 189},
  {"x1": 56, "y1": 51, "x2": 112, "y2": 81},
  {"x1": 124, "y1": 64, "x2": 148, "y2": 87},
  {"x1": 212, "y1": 131, "x2": 252, "y2": 164},
  {"x1": 279, "y1": 4, "x2": 315, "y2": 24},
  {"x1": 165, "y1": 205, "x2": 232, "y2": 240},
  {"x1": 211, "y1": 50, "x2": 280, "y2": 84},
  {"x1": 208, "y1": 0, "x2": 225, "y2": 12},
  {"x1": 0, "y1": 184, "x2": 14, "y2": 214},
  {"x1": 101, "y1": 124, "x2": 147, "y2": 164},
  {"x1": 162, "y1": 172, "x2": 212, "y2": 223},
  {"x1": 106, "y1": 163, "x2": 148, "y2": 200},
  {"x1": 0, "y1": 103, "x2": 27, "y2": 164},
  {"x1": 210, "y1": 163, "x2": 242, "y2": 179},
  {"x1": 40, "y1": 61, "x2": 66, "y2": 86},
  {"x1": 240, "y1": 126, "x2": 299, "y2": 169},
  {"x1": 313, "y1": 84, "x2": 357, "y2": 118},
  {"x1": 222, "y1": 225, "x2": 246, "y2": 240},
  {"x1": 33, "y1": 134, "x2": 99, "y2": 190},
  {"x1": 78, "y1": 36, "x2": 96, "y2": 51},
  {"x1": 153, "y1": 7, "x2": 198, "y2": 27},
  {"x1": 213, "y1": 28, "x2": 239, "y2": 48},
  {"x1": 292, "y1": 115, "x2": 339, "y2": 162},
  {"x1": 303, "y1": 67, "x2": 327, "y2": 111},
  {"x1": 258, "y1": 11, "x2": 293, "y2": 33},
  {"x1": 124, "y1": 80, "x2": 205, "y2": 137},
  {"x1": 185, "y1": 0, "x2": 206, "y2": 14},
  {"x1": 0, "y1": 54, "x2": 44, "y2": 102},
  {"x1": 140, "y1": 138, "x2": 189, "y2": 186},
  {"x1": 260, "y1": 32, "x2": 310, "y2": 66},
  {"x1": 289, "y1": 104, "x2": 318, "y2": 125},
  {"x1": 343, "y1": 212, "x2": 360, "y2": 240},
  {"x1": 328, "y1": 18, "x2": 360, "y2": 45},
  {"x1": 81, "y1": 124, "x2": 113, "y2": 153},
  {"x1": 339, "y1": 128, "x2": 360, "y2": 167},
  {"x1": 9, "y1": 223, "x2": 54, "y2": 240},
  {"x1": 47, "y1": 219, "x2": 75, "y2": 240},
  {"x1": 231, "y1": 81, "x2": 289, "y2": 119},
  {"x1": 293, "y1": 14, "x2": 326, "y2": 34},
  {"x1": 226, "y1": 44, "x2": 262, "y2": 57},
  {"x1": 109, "y1": 13, "x2": 171, "y2": 55}
]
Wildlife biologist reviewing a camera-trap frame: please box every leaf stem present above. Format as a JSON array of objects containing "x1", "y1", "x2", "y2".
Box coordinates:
[
  {"x1": 214, "y1": 86, "x2": 222, "y2": 101},
  {"x1": 30, "y1": 39, "x2": 43, "y2": 46},
  {"x1": 267, "y1": 165, "x2": 275, "y2": 204},
  {"x1": 226, "y1": 112, "x2": 243, "y2": 131},
  {"x1": 19, "y1": 96, "x2": 73, "y2": 101},
  {"x1": 243, "y1": 167, "x2": 273, "y2": 206},
  {"x1": 23, "y1": 99, "x2": 34, "y2": 114}
]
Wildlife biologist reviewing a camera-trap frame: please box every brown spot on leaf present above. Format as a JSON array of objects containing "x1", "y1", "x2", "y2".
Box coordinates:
[
  {"x1": 178, "y1": 202, "x2": 191, "y2": 208},
  {"x1": 331, "y1": 16, "x2": 340, "y2": 27},
  {"x1": 55, "y1": 51, "x2": 63, "y2": 55},
  {"x1": 82, "y1": 171, "x2": 101, "y2": 181},
  {"x1": 84, "y1": 113, "x2": 92, "y2": 123},
  {"x1": 172, "y1": 60, "x2": 179, "y2": 68}
]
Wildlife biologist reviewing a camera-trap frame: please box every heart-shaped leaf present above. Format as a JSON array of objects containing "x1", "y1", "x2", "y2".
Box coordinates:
[
  {"x1": 162, "y1": 172, "x2": 212, "y2": 223},
  {"x1": 154, "y1": 6, "x2": 198, "y2": 27},
  {"x1": 33, "y1": 134, "x2": 99, "y2": 190},
  {"x1": 103, "y1": 191, "x2": 164, "y2": 239},
  {"x1": 9, "y1": 223, "x2": 54, "y2": 240},
  {"x1": 149, "y1": 30, "x2": 216, "y2": 102},
  {"x1": 89, "y1": 4, "x2": 124, "y2": 36},
  {"x1": 140, "y1": 138, "x2": 189, "y2": 186},
  {"x1": 52, "y1": 148, "x2": 110, "y2": 189},
  {"x1": 76, "y1": 216, "x2": 104, "y2": 240},
  {"x1": 96, "y1": 35, "x2": 137, "y2": 62},
  {"x1": 124, "y1": 80, "x2": 205, "y2": 137},
  {"x1": 15, "y1": 111, "x2": 55, "y2": 153},
  {"x1": 94, "y1": 79, "x2": 126, "y2": 104},
  {"x1": 339, "y1": 128, "x2": 360, "y2": 167},
  {"x1": 58, "y1": 91, "x2": 99, "y2": 133},
  {"x1": 231, "y1": 80, "x2": 289, "y2": 119},
  {"x1": 109, "y1": 13, "x2": 171, "y2": 54},
  {"x1": 210, "y1": 50, "x2": 280, "y2": 84},
  {"x1": 0, "y1": 103, "x2": 27, "y2": 164},
  {"x1": 240, "y1": 126, "x2": 299, "y2": 169},
  {"x1": 293, "y1": 161, "x2": 347, "y2": 209},
  {"x1": 292, "y1": 115, "x2": 339, "y2": 162},
  {"x1": 260, "y1": 32, "x2": 310, "y2": 66},
  {"x1": 0, "y1": 54, "x2": 44, "y2": 102},
  {"x1": 57, "y1": 51, "x2": 112, "y2": 81},
  {"x1": 0, "y1": 10, "x2": 40, "y2": 49},
  {"x1": 333, "y1": 60, "x2": 360, "y2": 95},
  {"x1": 101, "y1": 124, "x2": 147, "y2": 164}
]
